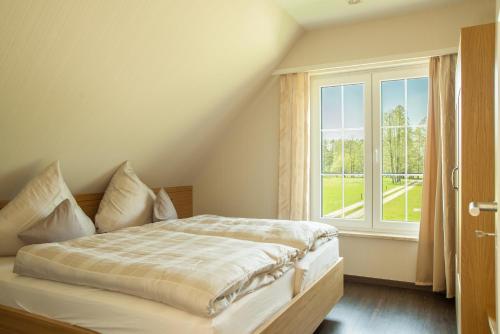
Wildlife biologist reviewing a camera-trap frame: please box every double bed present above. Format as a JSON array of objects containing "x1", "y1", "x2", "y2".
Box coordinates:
[{"x1": 0, "y1": 186, "x2": 343, "y2": 334}]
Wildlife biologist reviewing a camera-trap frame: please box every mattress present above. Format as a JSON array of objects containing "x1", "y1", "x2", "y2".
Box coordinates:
[
  {"x1": 0, "y1": 257, "x2": 294, "y2": 334},
  {"x1": 294, "y1": 237, "x2": 339, "y2": 295}
]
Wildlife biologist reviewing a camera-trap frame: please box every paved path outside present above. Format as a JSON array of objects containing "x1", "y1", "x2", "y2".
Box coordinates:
[{"x1": 325, "y1": 182, "x2": 418, "y2": 219}]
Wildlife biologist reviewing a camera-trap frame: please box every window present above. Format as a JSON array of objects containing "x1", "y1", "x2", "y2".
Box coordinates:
[{"x1": 311, "y1": 64, "x2": 428, "y2": 235}]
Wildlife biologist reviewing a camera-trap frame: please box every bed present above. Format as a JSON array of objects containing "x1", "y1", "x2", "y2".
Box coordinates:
[{"x1": 0, "y1": 186, "x2": 343, "y2": 334}]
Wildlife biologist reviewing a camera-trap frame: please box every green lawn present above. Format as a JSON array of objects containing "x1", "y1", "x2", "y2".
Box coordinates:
[
  {"x1": 322, "y1": 176, "x2": 364, "y2": 218},
  {"x1": 322, "y1": 175, "x2": 422, "y2": 222}
]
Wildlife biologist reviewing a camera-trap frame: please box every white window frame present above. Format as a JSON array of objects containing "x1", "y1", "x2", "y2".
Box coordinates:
[
  {"x1": 310, "y1": 72, "x2": 372, "y2": 231},
  {"x1": 372, "y1": 66, "x2": 428, "y2": 235},
  {"x1": 310, "y1": 63, "x2": 428, "y2": 236}
]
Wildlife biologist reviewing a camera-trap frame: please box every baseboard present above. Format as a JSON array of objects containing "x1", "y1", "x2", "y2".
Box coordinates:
[{"x1": 344, "y1": 274, "x2": 433, "y2": 292}]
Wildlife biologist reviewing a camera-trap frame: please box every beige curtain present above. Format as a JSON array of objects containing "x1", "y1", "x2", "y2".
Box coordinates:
[
  {"x1": 416, "y1": 54, "x2": 457, "y2": 298},
  {"x1": 278, "y1": 73, "x2": 310, "y2": 220}
]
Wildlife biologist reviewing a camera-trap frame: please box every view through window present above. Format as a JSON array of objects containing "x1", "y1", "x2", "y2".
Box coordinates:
[
  {"x1": 312, "y1": 65, "x2": 428, "y2": 233},
  {"x1": 381, "y1": 78, "x2": 427, "y2": 222},
  {"x1": 321, "y1": 84, "x2": 365, "y2": 220}
]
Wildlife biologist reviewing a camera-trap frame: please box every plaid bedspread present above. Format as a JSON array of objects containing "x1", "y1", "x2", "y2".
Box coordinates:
[
  {"x1": 157, "y1": 215, "x2": 338, "y2": 256},
  {"x1": 14, "y1": 223, "x2": 298, "y2": 317}
]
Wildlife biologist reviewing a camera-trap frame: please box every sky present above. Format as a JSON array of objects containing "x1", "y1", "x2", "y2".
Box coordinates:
[
  {"x1": 321, "y1": 84, "x2": 363, "y2": 129},
  {"x1": 321, "y1": 77, "x2": 428, "y2": 129},
  {"x1": 381, "y1": 77, "x2": 428, "y2": 126}
]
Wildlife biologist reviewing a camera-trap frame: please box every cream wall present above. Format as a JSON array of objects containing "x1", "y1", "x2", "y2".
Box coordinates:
[
  {"x1": 278, "y1": 0, "x2": 494, "y2": 71},
  {"x1": 0, "y1": 0, "x2": 302, "y2": 199},
  {"x1": 195, "y1": 0, "x2": 495, "y2": 282}
]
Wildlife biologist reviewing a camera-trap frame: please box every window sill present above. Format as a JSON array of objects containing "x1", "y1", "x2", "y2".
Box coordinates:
[{"x1": 338, "y1": 230, "x2": 418, "y2": 242}]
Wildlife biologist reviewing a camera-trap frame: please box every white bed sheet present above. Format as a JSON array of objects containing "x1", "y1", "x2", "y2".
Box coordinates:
[
  {"x1": 0, "y1": 257, "x2": 294, "y2": 334},
  {"x1": 294, "y1": 237, "x2": 339, "y2": 295}
]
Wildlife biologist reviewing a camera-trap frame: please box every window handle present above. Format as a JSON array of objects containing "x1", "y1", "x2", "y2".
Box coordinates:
[{"x1": 374, "y1": 149, "x2": 379, "y2": 164}]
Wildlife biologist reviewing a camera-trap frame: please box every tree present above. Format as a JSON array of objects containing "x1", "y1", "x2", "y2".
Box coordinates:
[
  {"x1": 407, "y1": 126, "x2": 426, "y2": 174},
  {"x1": 383, "y1": 105, "x2": 406, "y2": 184},
  {"x1": 322, "y1": 137, "x2": 341, "y2": 173},
  {"x1": 344, "y1": 137, "x2": 363, "y2": 174},
  {"x1": 322, "y1": 135, "x2": 363, "y2": 174}
]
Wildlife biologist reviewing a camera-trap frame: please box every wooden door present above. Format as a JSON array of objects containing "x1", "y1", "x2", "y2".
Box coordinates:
[
  {"x1": 495, "y1": 12, "x2": 500, "y2": 334},
  {"x1": 459, "y1": 23, "x2": 496, "y2": 334}
]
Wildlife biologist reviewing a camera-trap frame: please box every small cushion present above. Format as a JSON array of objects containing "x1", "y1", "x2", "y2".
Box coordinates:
[
  {"x1": 0, "y1": 161, "x2": 95, "y2": 255},
  {"x1": 95, "y1": 161, "x2": 156, "y2": 233},
  {"x1": 153, "y1": 188, "x2": 178, "y2": 222},
  {"x1": 18, "y1": 199, "x2": 94, "y2": 244}
]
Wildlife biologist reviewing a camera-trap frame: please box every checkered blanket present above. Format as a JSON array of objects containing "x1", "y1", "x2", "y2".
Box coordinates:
[
  {"x1": 14, "y1": 223, "x2": 298, "y2": 317},
  {"x1": 158, "y1": 215, "x2": 338, "y2": 256}
]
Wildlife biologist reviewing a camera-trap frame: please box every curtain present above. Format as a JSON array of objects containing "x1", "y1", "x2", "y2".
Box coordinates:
[
  {"x1": 416, "y1": 54, "x2": 457, "y2": 298},
  {"x1": 278, "y1": 73, "x2": 310, "y2": 220}
]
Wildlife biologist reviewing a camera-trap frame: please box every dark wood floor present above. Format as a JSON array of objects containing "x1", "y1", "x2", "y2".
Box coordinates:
[{"x1": 315, "y1": 281, "x2": 457, "y2": 334}]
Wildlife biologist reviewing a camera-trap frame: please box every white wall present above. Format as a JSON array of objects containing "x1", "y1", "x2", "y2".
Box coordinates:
[
  {"x1": 195, "y1": 0, "x2": 495, "y2": 282},
  {"x1": 339, "y1": 236, "x2": 418, "y2": 282},
  {"x1": 278, "y1": 0, "x2": 494, "y2": 71},
  {"x1": 0, "y1": 0, "x2": 302, "y2": 199}
]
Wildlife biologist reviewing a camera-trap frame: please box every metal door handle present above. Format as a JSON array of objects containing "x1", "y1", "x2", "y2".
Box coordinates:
[
  {"x1": 475, "y1": 230, "x2": 496, "y2": 238},
  {"x1": 451, "y1": 167, "x2": 459, "y2": 190},
  {"x1": 469, "y1": 202, "x2": 498, "y2": 217}
]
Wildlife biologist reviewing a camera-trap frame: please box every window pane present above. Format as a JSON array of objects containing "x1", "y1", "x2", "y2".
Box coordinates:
[
  {"x1": 321, "y1": 86, "x2": 342, "y2": 129},
  {"x1": 407, "y1": 177, "x2": 423, "y2": 222},
  {"x1": 343, "y1": 130, "x2": 364, "y2": 174},
  {"x1": 322, "y1": 131, "x2": 342, "y2": 173},
  {"x1": 322, "y1": 175, "x2": 342, "y2": 218},
  {"x1": 407, "y1": 127, "x2": 426, "y2": 174},
  {"x1": 344, "y1": 84, "x2": 364, "y2": 128},
  {"x1": 382, "y1": 175, "x2": 406, "y2": 221},
  {"x1": 343, "y1": 176, "x2": 364, "y2": 219},
  {"x1": 321, "y1": 82, "x2": 365, "y2": 222},
  {"x1": 407, "y1": 78, "x2": 428, "y2": 126},
  {"x1": 382, "y1": 128, "x2": 405, "y2": 174},
  {"x1": 382, "y1": 80, "x2": 405, "y2": 126}
]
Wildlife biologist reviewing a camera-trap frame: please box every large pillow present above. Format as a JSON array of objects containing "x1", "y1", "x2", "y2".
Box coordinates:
[
  {"x1": 18, "y1": 199, "x2": 94, "y2": 244},
  {"x1": 153, "y1": 188, "x2": 178, "y2": 222},
  {"x1": 0, "y1": 161, "x2": 95, "y2": 256},
  {"x1": 95, "y1": 161, "x2": 156, "y2": 233}
]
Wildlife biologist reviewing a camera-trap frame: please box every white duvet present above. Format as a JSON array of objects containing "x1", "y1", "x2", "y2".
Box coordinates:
[
  {"x1": 158, "y1": 215, "x2": 338, "y2": 256},
  {"x1": 14, "y1": 222, "x2": 298, "y2": 317}
]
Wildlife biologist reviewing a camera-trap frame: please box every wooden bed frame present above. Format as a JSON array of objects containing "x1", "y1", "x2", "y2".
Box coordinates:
[{"x1": 0, "y1": 185, "x2": 344, "y2": 334}]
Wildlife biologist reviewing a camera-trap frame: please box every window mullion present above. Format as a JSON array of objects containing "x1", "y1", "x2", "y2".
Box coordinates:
[
  {"x1": 404, "y1": 78, "x2": 408, "y2": 222},
  {"x1": 341, "y1": 85, "x2": 345, "y2": 218}
]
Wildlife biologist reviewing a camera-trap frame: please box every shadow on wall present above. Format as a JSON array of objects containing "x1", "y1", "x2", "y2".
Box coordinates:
[
  {"x1": 0, "y1": 160, "x2": 126, "y2": 200},
  {"x1": 0, "y1": 161, "x2": 44, "y2": 200},
  {"x1": 193, "y1": 76, "x2": 281, "y2": 219}
]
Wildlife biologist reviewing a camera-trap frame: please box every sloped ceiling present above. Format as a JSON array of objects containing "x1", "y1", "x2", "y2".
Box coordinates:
[{"x1": 0, "y1": 0, "x2": 302, "y2": 198}]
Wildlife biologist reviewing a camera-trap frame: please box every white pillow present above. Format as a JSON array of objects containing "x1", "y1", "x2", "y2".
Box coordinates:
[
  {"x1": 0, "y1": 161, "x2": 95, "y2": 256},
  {"x1": 153, "y1": 188, "x2": 178, "y2": 222},
  {"x1": 18, "y1": 199, "x2": 94, "y2": 244},
  {"x1": 95, "y1": 161, "x2": 156, "y2": 233}
]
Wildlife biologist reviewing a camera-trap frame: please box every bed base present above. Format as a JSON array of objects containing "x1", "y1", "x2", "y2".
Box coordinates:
[
  {"x1": 0, "y1": 304, "x2": 98, "y2": 334},
  {"x1": 0, "y1": 186, "x2": 343, "y2": 333},
  {"x1": 256, "y1": 257, "x2": 344, "y2": 334},
  {"x1": 0, "y1": 258, "x2": 343, "y2": 334}
]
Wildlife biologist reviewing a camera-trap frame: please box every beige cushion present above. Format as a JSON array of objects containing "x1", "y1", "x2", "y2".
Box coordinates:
[
  {"x1": 0, "y1": 161, "x2": 95, "y2": 255},
  {"x1": 95, "y1": 161, "x2": 155, "y2": 233},
  {"x1": 18, "y1": 199, "x2": 95, "y2": 244},
  {"x1": 153, "y1": 188, "x2": 178, "y2": 222}
]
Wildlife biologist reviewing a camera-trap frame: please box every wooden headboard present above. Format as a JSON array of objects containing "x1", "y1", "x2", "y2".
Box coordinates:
[{"x1": 0, "y1": 186, "x2": 193, "y2": 221}]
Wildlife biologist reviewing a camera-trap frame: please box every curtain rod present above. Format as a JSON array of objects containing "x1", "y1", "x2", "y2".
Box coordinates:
[{"x1": 272, "y1": 47, "x2": 458, "y2": 75}]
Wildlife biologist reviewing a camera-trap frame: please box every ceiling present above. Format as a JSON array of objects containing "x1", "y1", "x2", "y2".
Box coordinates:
[{"x1": 275, "y1": 0, "x2": 466, "y2": 29}]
